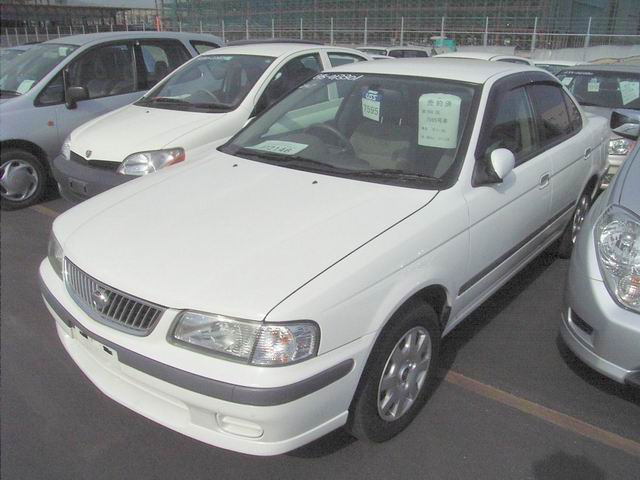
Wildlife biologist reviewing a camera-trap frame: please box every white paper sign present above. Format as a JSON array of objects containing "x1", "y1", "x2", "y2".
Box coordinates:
[
  {"x1": 16, "y1": 80, "x2": 35, "y2": 94},
  {"x1": 248, "y1": 140, "x2": 308, "y2": 155},
  {"x1": 561, "y1": 76, "x2": 573, "y2": 86},
  {"x1": 418, "y1": 93, "x2": 461, "y2": 149},
  {"x1": 587, "y1": 78, "x2": 600, "y2": 92},
  {"x1": 362, "y1": 90, "x2": 382, "y2": 122},
  {"x1": 619, "y1": 80, "x2": 640, "y2": 106}
]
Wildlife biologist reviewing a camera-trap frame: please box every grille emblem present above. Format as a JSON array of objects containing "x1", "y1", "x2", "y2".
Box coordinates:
[
  {"x1": 85, "y1": 150, "x2": 92, "y2": 158},
  {"x1": 91, "y1": 287, "x2": 110, "y2": 311}
]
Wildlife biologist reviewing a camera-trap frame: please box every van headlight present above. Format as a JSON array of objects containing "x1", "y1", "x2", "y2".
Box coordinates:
[
  {"x1": 169, "y1": 311, "x2": 320, "y2": 366},
  {"x1": 608, "y1": 138, "x2": 634, "y2": 156},
  {"x1": 595, "y1": 205, "x2": 640, "y2": 312},
  {"x1": 48, "y1": 232, "x2": 64, "y2": 280},
  {"x1": 61, "y1": 135, "x2": 72, "y2": 161},
  {"x1": 117, "y1": 148, "x2": 185, "y2": 176}
]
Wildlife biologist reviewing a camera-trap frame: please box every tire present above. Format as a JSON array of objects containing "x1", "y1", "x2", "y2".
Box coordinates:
[
  {"x1": 346, "y1": 300, "x2": 441, "y2": 443},
  {"x1": 0, "y1": 149, "x2": 47, "y2": 210},
  {"x1": 557, "y1": 190, "x2": 591, "y2": 259}
]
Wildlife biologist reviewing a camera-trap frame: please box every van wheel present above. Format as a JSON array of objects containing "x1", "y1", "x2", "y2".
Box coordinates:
[
  {"x1": 557, "y1": 191, "x2": 591, "y2": 259},
  {"x1": 0, "y1": 149, "x2": 47, "y2": 210},
  {"x1": 346, "y1": 301, "x2": 440, "y2": 442}
]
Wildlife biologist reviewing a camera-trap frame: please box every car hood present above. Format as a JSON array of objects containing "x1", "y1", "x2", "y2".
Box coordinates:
[
  {"x1": 59, "y1": 152, "x2": 437, "y2": 320},
  {"x1": 71, "y1": 104, "x2": 228, "y2": 163}
]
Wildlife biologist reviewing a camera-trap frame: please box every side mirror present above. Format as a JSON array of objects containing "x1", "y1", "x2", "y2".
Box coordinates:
[
  {"x1": 65, "y1": 86, "x2": 89, "y2": 109},
  {"x1": 611, "y1": 109, "x2": 640, "y2": 140},
  {"x1": 488, "y1": 148, "x2": 515, "y2": 183}
]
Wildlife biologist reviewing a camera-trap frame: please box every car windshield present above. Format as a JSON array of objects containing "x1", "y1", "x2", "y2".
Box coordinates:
[
  {"x1": 136, "y1": 54, "x2": 275, "y2": 112},
  {"x1": 557, "y1": 69, "x2": 640, "y2": 110},
  {"x1": 221, "y1": 73, "x2": 478, "y2": 189},
  {"x1": 0, "y1": 43, "x2": 76, "y2": 97}
]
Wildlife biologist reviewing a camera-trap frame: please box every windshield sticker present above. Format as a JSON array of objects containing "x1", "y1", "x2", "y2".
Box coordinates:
[
  {"x1": 314, "y1": 73, "x2": 363, "y2": 81},
  {"x1": 587, "y1": 78, "x2": 600, "y2": 92},
  {"x1": 619, "y1": 80, "x2": 640, "y2": 106},
  {"x1": 418, "y1": 93, "x2": 461, "y2": 149},
  {"x1": 16, "y1": 80, "x2": 34, "y2": 94},
  {"x1": 561, "y1": 76, "x2": 573, "y2": 86},
  {"x1": 248, "y1": 140, "x2": 308, "y2": 155},
  {"x1": 362, "y1": 90, "x2": 382, "y2": 122}
]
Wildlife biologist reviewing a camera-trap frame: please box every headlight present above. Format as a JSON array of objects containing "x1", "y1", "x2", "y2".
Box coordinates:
[
  {"x1": 170, "y1": 311, "x2": 319, "y2": 366},
  {"x1": 61, "y1": 135, "x2": 71, "y2": 161},
  {"x1": 595, "y1": 205, "x2": 640, "y2": 312},
  {"x1": 608, "y1": 138, "x2": 635, "y2": 156},
  {"x1": 48, "y1": 232, "x2": 64, "y2": 280},
  {"x1": 117, "y1": 148, "x2": 185, "y2": 176}
]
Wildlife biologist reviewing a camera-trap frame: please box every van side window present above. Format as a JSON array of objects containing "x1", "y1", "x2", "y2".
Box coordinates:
[
  {"x1": 528, "y1": 84, "x2": 573, "y2": 146},
  {"x1": 563, "y1": 91, "x2": 583, "y2": 132},
  {"x1": 37, "y1": 72, "x2": 64, "y2": 105},
  {"x1": 190, "y1": 41, "x2": 219, "y2": 54},
  {"x1": 483, "y1": 87, "x2": 537, "y2": 165},
  {"x1": 327, "y1": 52, "x2": 366, "y2": 67},
  {"x1": 137, "y1": 40, "x2": 191, "y2": 89}
]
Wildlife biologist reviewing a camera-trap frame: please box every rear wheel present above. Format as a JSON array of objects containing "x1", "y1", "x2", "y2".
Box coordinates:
[
  {"x1": 557, "y1": 191, "x2": 591, "y2": 259},
  {"x1": 0, "y1": 149, "x2": 47, "y2": 210},
  {"x1": 346, "y1": 300, "x2": 440, "y2": 442}
]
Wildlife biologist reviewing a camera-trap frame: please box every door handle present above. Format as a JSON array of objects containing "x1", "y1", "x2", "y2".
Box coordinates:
[
  {"x1": 584, "y1": 147, "x2": 592, "y2": 159},
  {"x1": 539, "y1": 173, "x2": 550, "y2": 189}
]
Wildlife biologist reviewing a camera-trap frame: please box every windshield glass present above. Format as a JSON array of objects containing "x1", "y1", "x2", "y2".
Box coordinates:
[
  {"x1": 0, "y1": 43, "x2": 76, "y2": 96},
  {"x1": 221, "y1": 73, "x2": 478, "y2": 189},
  {"x1": 557, "y1": 69, "x2": 640, "y2": 110},
  {"x1": 136, "y1": 54, "x2": 275, "y2": 112}
]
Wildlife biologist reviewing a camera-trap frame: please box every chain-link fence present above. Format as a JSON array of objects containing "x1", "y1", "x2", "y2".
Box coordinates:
[{"x1": 4, "y1": 15, "x2": 640, "y2": 54}]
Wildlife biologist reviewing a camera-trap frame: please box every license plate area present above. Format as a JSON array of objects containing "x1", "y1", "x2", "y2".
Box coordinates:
[
  {"x1": 68, "y1": 178, "x2": 89, "y2": 196},
  {"x1": 74, "y1": 327, "x2": 119, "y2": 363}
]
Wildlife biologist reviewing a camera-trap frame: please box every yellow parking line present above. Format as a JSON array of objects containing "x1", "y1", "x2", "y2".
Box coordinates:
[
  {"x1": 29, "y1": 205, "x2": 60, "y2": 218},
  {"x1": 444, "y1": 370, "x2": 640, "y2": 458}
]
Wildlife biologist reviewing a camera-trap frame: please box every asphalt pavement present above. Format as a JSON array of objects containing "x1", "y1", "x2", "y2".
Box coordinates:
[{"x1": 2, "y1": 195, "x2": 639, "y2": 480}]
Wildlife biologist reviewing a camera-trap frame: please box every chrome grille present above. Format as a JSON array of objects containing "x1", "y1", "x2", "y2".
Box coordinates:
[{"x1": 64, "y1": 259, "x2": 165, "y2": 336}]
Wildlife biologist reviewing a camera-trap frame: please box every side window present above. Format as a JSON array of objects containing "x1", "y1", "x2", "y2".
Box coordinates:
[
  {"x1": 327, "y1": 52, "x2": 366, "y2": 67},
  {"x1": 387, "y1": 50, "x2": 404, "y2": 58},
  {"x1": 403, "y1": 50, "x2": 428, "y2": 58},
  {"x1": 256, "y1": 53, "x2": 322, "y2": 114},
  {"x1": 37, "y1": 72, "x2": 64, "y2": 105},
  {"x1": 190, "y1": 41, "x2": 219, "y2": 54},
  {"x1": 67, "y1": 43, "x2": 136, "y2": 99},
  {"x1": 138, "y1": 40, "x2": 190, "y2": 89},
  {"x1": 562, "y1": 90, "x2": 583, "y2": 132},
  {"x1": 528, "y1": 84, "x2": 572, "y2": 146},
  {"x1": 483, "y1": 87, "x2": 537, "y2": 165}
]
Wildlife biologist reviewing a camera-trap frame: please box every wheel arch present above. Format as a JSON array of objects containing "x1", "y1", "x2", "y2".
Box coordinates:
[
  {"x1": 383, "y1": 284, "x2": 451, "y2": 335},
  {"x1": 1, "y1": 140, "x2": 49, "y2": 169}
]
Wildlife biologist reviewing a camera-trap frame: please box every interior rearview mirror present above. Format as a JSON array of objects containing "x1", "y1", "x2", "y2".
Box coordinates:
[
  {"x1": 489, "y1": 148, "x2": 515, "y2": 182},
  {"x1": 65, "y1": 86, "x2": 89, "y2": 109},
  {"x1": 611, "y1": 109, "x2": 640, "y2": 140}
]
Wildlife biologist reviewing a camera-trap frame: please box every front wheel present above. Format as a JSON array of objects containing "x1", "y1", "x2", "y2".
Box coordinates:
[
  {"x1": 557, "y1": 191, "x2": 591, "y2": 259},
  {"x1": 0, "y1": 149, "x2": 47, "y2": 210},
  {"x1": 346, "y1": 300, "x2": 440, "y2": 442}
]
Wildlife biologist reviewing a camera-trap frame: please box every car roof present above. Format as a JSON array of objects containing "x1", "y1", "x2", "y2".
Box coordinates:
[
  {"x1": 328, "y1": 57, "x2": 535, "y2": 83},
  {"x1": 437, "y1": 51, "x2": 526, "y2": 61},
  {"x1": 41, "y1": 31, "x2": 223, "y2": 47},
  {"x1": 202, "y1": 42, "x2": 361, "y2": 57},
  {"x1": 557, "y1": 64, "x2": 640, "y2": 74}
]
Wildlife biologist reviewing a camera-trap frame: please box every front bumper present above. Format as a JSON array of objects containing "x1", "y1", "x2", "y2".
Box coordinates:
[
  {"x1": 39, "y1": 260, "x2": 371, "y2": 455},
  {"x1": 52, "y1": 154, "x2": 133, "y2": 204},
  {"x1": 560, "y1": 249, "x2": 640, "y2": 387}
]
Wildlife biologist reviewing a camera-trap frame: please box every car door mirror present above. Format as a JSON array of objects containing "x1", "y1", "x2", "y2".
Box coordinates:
[
  {"x1": 65, "y1": 86, "x2": 89, "y2": 109},
  {"x1": 611, "y1": 109, "x2": 640, "y2": 140},
  {"x1": 488, "y1": 148, "x2": 515, "y2": 182}
]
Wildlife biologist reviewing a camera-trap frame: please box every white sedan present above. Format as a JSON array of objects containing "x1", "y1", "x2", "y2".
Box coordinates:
[{"x1": 41, "y1": 58, "x2": 608, "y2": 455}]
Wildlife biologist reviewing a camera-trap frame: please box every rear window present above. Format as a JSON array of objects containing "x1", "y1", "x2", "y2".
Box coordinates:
[{"x1": 557, "y1": 70, "x2": 640, "y2": 110}]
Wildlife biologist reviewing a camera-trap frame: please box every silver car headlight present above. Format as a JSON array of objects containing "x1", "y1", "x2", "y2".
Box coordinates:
[
  {"x1": 48, "y1": 231, "x2": 64, "y2": 280},
  {"x1": 608, "y1": 138, "x2": 635, "y2": 156},
  {"x1": 595, "y1": 205, "x2": 640, "y2": 312},
  {"x1": 61, "y1": 135, "x2": 72, "y2": 161},
  {"x1": 117, "y1": 148, "x2": 185, "y2": 176},
  {"x1": 170, "y1": 311, "x2": 319, "y2": 366}
]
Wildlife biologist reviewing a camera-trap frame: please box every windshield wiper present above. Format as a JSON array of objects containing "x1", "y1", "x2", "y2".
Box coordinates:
[
  {"x1": 235, "y1": 148, "x2": 349, "y2": 171},
  {"x1": 0, "y1": 89, "x2": 21, "y2": 97},
  {"x1": 348, "y1": 168, "x2": 441, "y2": 182},
  {"x1": 143, "y1": 96, "x2": 191, "y2": 105}
]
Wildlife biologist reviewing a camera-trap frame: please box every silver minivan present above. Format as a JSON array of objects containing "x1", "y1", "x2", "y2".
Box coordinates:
[{"x1": 0, "y1": 31, "x2": 223, "y2": 210}]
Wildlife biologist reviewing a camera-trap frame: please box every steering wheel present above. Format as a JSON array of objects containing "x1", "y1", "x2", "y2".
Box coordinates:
[
  {"x1": 304, "y1": 123, "x2": 356, "y2": 156},
  {"x1": 194, "y1": 89, "x2": 221, "y2": 103}
]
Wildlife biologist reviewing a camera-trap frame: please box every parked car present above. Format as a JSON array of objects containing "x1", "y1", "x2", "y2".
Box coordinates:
[
  {"x1": 557, "y1": 65, "x2": 640, "y2": 188},
  {"x1": 533, "y1": 59, "x2": 585, "y2": 76},
  {"x1": 561, "y1": 109, "x2": 640, "y2": 388},
  {"x1": 40, "y1": 58, "x2": 607, "y2": 456},
  {"x1": 357, "y1": 45, "x2": 432, "y2": 58},
  {"x1": 0, "y1": 31, "x2": 223, "y2": 210},
  {"x1": 52, "y1": 42, "x2": 370, "y2": 203},
  {"x1": 437, "y1": 51, "x2": 534, "y2": 65}
]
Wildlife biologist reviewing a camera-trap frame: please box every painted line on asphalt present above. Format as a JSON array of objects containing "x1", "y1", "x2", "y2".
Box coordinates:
[
  {"x1": 444, "y1": 370, "x2": 640, "y2": 458},
  {"x1": 30, "y1": 205, "x2": 60, "y2": 219}
]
